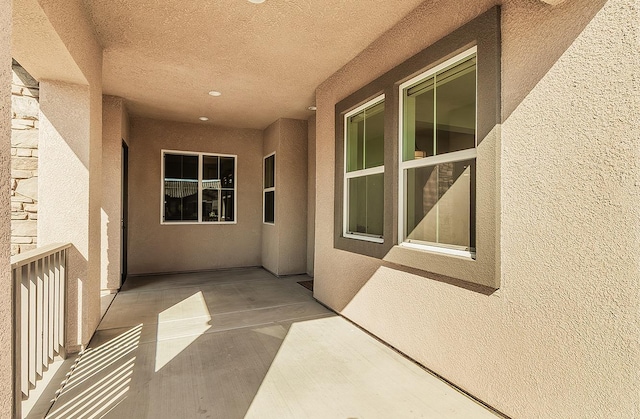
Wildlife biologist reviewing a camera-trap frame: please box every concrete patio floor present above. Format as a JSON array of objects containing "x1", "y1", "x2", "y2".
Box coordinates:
[{"x1": 38, "y1": 268, "x2": 500, "y2": 418}]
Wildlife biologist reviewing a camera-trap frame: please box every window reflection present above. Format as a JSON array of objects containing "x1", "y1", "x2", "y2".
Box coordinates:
[
  {"x1": 348, "y1": 173, "x2": 384, "y2": 237},
  {"x1": 403, "y1": 56, "x2": 476, "y2": 161},
  {"x1": 164, "y1": 154, "x2": 198, "y2": 221},
  {"x1": 162, "y1": 152, "x2": 236, "y2": 223},
  {"x1": 405, "y1": 159, "x2": 475, "y2": 250},
  {"x1": 202, "y1": 156, "x2": 235, "y2": 222}
]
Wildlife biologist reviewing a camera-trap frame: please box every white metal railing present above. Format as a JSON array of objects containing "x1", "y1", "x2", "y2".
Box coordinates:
[{"x1": 11, "y1": 243, "x2": 70, "y2": 409}]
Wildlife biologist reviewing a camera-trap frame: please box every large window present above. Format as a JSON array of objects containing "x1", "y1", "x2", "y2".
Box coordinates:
[
  {"x1": 343, "y1": 96, "x2": 385, "y2": 243},
  {"x1": 333, "y1": 7, "x2": 500, "y2": 288},
  {"x1": 162, "y1": 150, "x2": 236, "y2": 224},
  {"x1": 264, "y1": 153, "x2": 275, "y2": 224},
  {"x1": 399, "y1": 49, "x2": 477, "y2": 258}
]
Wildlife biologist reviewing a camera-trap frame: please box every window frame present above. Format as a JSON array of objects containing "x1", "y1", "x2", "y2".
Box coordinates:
[
  {"x1": 343, "y1": 94, "x2": 386, "y2": 244},
  {"x1": 333, "y1": 6, "x2": 501, "y2": 289},
  {"x1": 160, "y1": 149, "x2": 238, "y2": 225},
  {"x1": 398, "y1": 47, "x2": 478, "y2": 259},
  {"x1": 263, "y1": 152, "x2": 276, "y2": 225}
]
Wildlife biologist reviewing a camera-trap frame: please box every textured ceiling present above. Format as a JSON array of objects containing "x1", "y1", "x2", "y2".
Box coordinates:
[{"x1": 83, "y1": 0, "x2": 426, "y2": 129}]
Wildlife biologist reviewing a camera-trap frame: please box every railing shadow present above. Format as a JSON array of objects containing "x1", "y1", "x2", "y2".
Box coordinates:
[{"x1": 41, "y1": 269, "x2": 332, "y2": 418}]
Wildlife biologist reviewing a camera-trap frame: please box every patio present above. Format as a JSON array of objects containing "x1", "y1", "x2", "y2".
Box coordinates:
[{"x1": 27, "y1": 268, "x2": 500, "y2": 418}]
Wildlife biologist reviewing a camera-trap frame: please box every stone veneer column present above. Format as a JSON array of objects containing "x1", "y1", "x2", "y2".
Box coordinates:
[
  {"x1": 0, "y1": 0, "x2": 15, "y2": 415},
  {"x1": 10, "y1": 61, "x2": 39, "y2": 256}
]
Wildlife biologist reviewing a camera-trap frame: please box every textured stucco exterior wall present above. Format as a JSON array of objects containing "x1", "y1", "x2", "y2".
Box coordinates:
[
  {"x1": 0, "y1": 0, "x2": 14, "y2": 414},
  {"x1": 11, "y1": 0, "x2": 86, "y2": 86},
  {"x1": 314, "y1": 0, "x2": 640, "y2": 418},
  {"x1": 307, "y1": 114, "x2": 316, "y2": 276},
  {"x1": 122, "y1": 102, "x2": 129, "y2": 145},
  {"x1": 260, "y1": 118, "x2": 308, "y2": 276},
  {"x1": 19, "y1": 0, "x2": 104, "y2": 351},
  {"x1": 277, "y1": 119, "x2": 308, "y2": 275},
  {"x1": 35, "y1": 0, "x2": 102, "y2": 89},
  {"x1": 128, "y1": 117, "x2": 263, "y2": 274},
  {"x1": 39, "y1": 81, "x2": 100, "y2": 351},
  {"x1": 101, "y1": 96, "x2": 127, "y2": 291}
]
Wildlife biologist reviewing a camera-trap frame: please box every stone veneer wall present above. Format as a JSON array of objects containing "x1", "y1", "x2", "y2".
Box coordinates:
[{"x1": 10, "y1": 61, "x2": 38, "y2": 256}]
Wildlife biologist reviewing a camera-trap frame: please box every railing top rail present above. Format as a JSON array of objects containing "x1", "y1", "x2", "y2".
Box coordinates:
[{"x1": 10, "y1": 243, "x2": 72, "y2": 270}]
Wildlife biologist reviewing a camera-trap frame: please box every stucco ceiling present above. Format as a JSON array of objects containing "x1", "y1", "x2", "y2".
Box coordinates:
[{"x1": 83, "y1": 0, "x2": 427, "y2": 129}]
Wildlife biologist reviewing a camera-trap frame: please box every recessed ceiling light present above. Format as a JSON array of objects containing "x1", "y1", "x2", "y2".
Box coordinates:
[
  {"x1": 307, "y1": 106, "x2": 317, "y2": 111},
  {"x1": 208, "y1": 90, "x2": 222, "y2": 97},
  {"x1": 248, "y1": 0, "x2": 265, "y2": 3},
  {"x1": 199, "y1": 116, "x2": 209, "y2": 121}
]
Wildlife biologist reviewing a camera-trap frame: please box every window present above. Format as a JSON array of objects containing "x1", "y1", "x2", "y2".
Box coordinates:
[
  {"x1": 343, "y1": 96, "x2": 385, "y2": 243},
  {"x1": 264, "y1": 153, "x2": 275, "y2": 224},
  {"x1": 399, "y1": 49, "x2": 477, "y2": 258},
  {"x1": 333, "y1": 7, "x2": 500, "y2": 289},
  {"x1": 162, "y1": 150, "x2": 236, "y2": 224}
]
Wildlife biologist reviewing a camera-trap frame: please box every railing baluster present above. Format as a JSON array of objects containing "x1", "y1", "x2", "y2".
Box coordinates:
[
  {"x1": 13, "y1": 267, "x2": 22, "y2": 419},
  {"x1": 60, "y1": 249, "x2": 66, "y2": 354},
  {"x1": 42, "y1": 255, "x2": 49, "y2": 368},
  {"x1": 28, "y1": 262, "x2": 36, "y2": 389},
  {"x1": 35, "y1": 259, "x2": 43, "y2": 378},
  {"x1": 53, "y1": 251, "x2": 60, "y2": 353},
  {"x1": 48, "y1": 254, "x2": 55, "y2": 361},
  {"x1": 19, "y1": 266, "x2": 28, "y2": 398}
]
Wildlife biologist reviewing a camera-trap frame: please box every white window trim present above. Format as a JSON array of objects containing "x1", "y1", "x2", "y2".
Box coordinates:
[
  {"x1": 160, "y1": 149, "x2": 238, "y2": 225},
  {"x1": 343, "y1": 94, "x2": 385, "y2": 244},
  {"x1": 263, "y1": 151, "x2": 276, "y2": 225},
  {"x1": 397, "y1": 47, "x2": 477, "y2": 258}
]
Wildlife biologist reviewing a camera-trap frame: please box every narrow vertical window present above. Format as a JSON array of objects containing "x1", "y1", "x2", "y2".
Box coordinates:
[
  {"x1": 264, "y1": 153, "x2": 275, "y2": 224},
  {"x1": 399, "y1": 48, "x2": 476, "y2": 257},
  {"x1": 162, "y1": 151, "x2": 236, "y2": 224},
  {"x1": 343, "y1": 95, "x2": 385, "y2": 243}
]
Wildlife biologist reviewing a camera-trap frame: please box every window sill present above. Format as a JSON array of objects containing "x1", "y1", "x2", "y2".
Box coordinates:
[
  {"x1": 344, "y1": 233, "x2": 384, "y2": 244},
  {"x1": 383, "y1": 243, "x2": 497, "y2": 290},
  {"x1": 161, "y1": 221, "x2": 238, "y2": 225},
  {"x1": 400, "y1": 242, "x2": 475, "y2": 259}
]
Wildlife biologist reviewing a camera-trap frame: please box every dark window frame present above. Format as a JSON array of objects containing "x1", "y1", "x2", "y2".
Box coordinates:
[
  {"x1": 334, "y1": 6, "x2": 500, "y2": 288},
  {"x1": 263, "y1": 152, "x2": 275, "y2": 224}
]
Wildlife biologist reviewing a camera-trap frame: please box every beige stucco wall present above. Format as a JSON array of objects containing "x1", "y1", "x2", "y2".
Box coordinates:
[
  {"x1": 261, "y1": 118, "x2": 308, "y2": 276},
  {"x1": 0, "y1": 0, "x2": 14, "y2": 414},
  {"x1": 14, "y1": 0, "x2": 104, "y2": 351},
  {"x1": 39, "y1": 81, "x2": 101, "y2": 352},
  {"x1": 122, "y1": 101, "x2": 130, "y2": 145},
  {"x1": 314, "y1": 1, "x2": 640, "y2": 418},
  {"x1": 11, "y1": 0, "x2": 86, "y2": 86},
  {"x1": 277, "y1": 119, "x2": 308, "y2": 275},
  {"x1": 128, "y1": 117, "x2": 263, "y2": 274},
  {"x1": 307, "y1": 114, "x2": 316, "y2": 276},
  {"x1": 101, "y1": 96, "x2": 128, "y2": 291}
]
